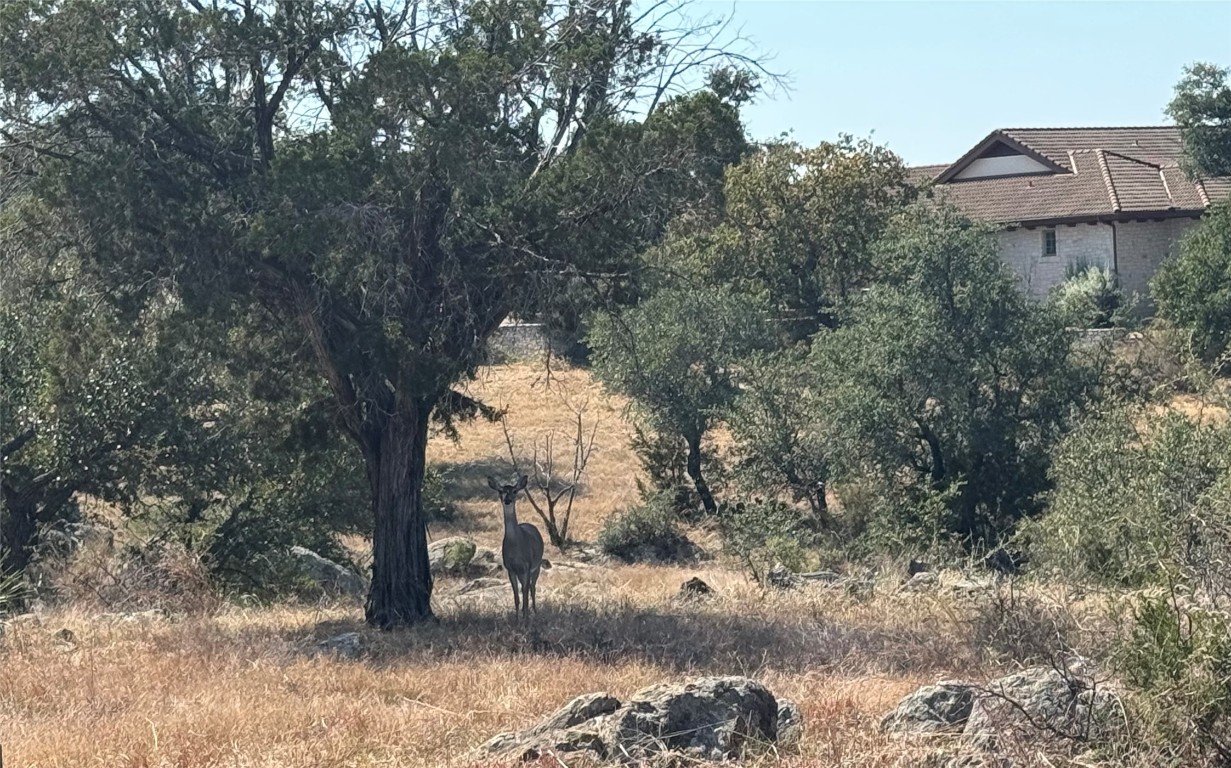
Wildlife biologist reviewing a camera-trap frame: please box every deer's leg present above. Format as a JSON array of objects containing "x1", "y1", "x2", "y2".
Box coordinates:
[
  {"x1": 508, "y1": 570, "x2": 521, "y2": 618},
  {"x1": 529, "y1": 568, "x2": 540, "y2": 614}
]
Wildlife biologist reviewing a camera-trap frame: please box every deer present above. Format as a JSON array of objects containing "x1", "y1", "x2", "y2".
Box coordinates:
[{"x1": 487, "y1": 474, "x2": 545, "y2": 620}]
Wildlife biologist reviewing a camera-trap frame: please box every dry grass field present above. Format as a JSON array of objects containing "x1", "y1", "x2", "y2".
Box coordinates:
[{"x1": 0, "y1": 361, "x2": 1104, "y2": 767}]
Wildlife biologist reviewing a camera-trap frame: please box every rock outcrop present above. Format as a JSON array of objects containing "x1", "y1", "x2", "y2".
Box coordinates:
[
  {"x1": 289, "y1": 546, "x2": 366, "y2": 598},
  {"x1": 480, "y1": 675, "x2": 798, "y2": 764}
]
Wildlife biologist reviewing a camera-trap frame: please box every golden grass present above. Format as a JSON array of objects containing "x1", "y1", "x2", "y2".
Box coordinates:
[
  {"x1": 429, "y1": 361, "x2": 642, "y2": 546},
  {"x1": 0, "y1": 361, "x2": 1109, "y2": 767},
  {"x1": 1, "y1": 562, "x2": 997, "y2": 768}
]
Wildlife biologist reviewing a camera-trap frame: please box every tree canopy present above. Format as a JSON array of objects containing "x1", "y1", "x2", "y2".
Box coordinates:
[
  {"x1": 0, "y1": 0, "x2": 764, "y2": 626},
  {"x1": 1168, "y1": 63, "x2": 1231, "y2": 178}
]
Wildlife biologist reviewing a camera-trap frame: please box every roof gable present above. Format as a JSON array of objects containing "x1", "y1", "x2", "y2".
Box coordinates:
[{"x1": 936, "y1": 130, "x2": 1068, "y2": 183}]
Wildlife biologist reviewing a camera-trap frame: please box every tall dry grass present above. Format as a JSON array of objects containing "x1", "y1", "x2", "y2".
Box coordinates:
[{"x1": 0, "y1": 361, "x2": 1113, "y2": 767}]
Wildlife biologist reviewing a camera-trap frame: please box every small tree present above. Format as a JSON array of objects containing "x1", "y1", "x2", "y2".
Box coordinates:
[
  {"x1": 727, "y1": 348, "x2": 831, "y2": 525},
  {"x1": 588, "y1": 286, "x2": 773, "y2": 516},
  {"x1": 1167, "y1": 63, "x2": 1231, "y2": 178},
  {"x1": 810, "y1": 203, "x2": 1100, "y2": 548},
  {"x1": 1153, "y1": 203, "x2": 1231, "y2": 365},
  {"x1": 500, "y1": 406, "x2": 598, "y2": 550}
]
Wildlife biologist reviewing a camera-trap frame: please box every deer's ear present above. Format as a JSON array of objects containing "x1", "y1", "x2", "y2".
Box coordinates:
[
  {"x1": 486, "y1": 476, "x2": 500, "y2": 492},
  {"x1": 515, "y1": 474, "x2": 528, "y2": 491}
]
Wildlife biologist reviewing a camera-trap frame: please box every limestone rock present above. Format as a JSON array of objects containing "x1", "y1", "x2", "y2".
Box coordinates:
[
  {"x1": 609, "y1": 676, "x2": 779, "y2": 761},
  {"x1": 315, "y1": 632, "x2": 362, "y2": 660},
  {"x1": 776, "y1": 696, "x2": 803, "y2": 747},
  {"x1": 677, "y1": 576, "x2": 713, "y2": 601},
  {"x1": 289, "y1": 546, "x2": 366, "y2": 598},
  {"x1": 480, "y1": 676, "x2": 797, "y2": 764},
  {"x1": 881, "y1": 682, "x2": 977, "y2": 734},
  {"x1": 457, "y1": 577, "x2": 506, "y2": 595},
  {"x1": 428, "y1": 537, "x2": 477, "y2": 576},
  {"x1": 964, "y1": 658, "x2": 1120, "y2": 750}
]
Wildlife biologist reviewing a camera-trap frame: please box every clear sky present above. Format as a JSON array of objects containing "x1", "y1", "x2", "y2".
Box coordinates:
[{"x1": 698, "y1": 1, "x2": 1231, "y2": 165}]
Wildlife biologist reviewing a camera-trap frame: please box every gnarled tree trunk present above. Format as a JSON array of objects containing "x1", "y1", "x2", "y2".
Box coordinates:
[{"x1": 362, "y1": 399, "x2": 435, "y2": 629}]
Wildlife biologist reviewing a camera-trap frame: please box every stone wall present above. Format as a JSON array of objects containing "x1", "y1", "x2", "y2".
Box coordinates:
[
  {"x1": 995, "y1": 223, "x2": 1114, "y2": 299},
  {"x1": 1114, "y1": 217, "x2": 1199, "y2": 304}
]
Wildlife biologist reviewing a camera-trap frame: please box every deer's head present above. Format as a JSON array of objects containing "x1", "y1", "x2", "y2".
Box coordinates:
[{"x1": 487, "y1": 474, "x2": 528, "y2": 506}]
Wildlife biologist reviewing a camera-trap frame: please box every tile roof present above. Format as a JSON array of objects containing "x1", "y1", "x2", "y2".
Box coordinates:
[{"x1": 913, "y1": 127, "x2": 1231, "y2": 224}]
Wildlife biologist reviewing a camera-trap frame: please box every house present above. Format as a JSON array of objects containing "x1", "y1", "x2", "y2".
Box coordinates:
[{"x1": 911, "y1": 127, "x2": 1231, "y2": 302}]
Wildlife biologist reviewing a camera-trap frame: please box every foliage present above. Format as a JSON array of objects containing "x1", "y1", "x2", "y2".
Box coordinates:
[
  {"x1": 810, "y1": 203, "x2": 1099, "y2": 548},
  {"x1": 718, "y1": 498, "x2": 818, "y2": 584},
  {"x1": 597, "y1": 493, "x2": 698, "y2": 564},
  {"x1": 648, "y1": 137, "x2": 915, "y2": 340},
  {"x1": 588, "y1": 285, "x2": 773, "y2": 515},
  {"x1": 1153, "y1": 203, "x2": 1231, "y2": 365},
  {"x1": 1167, "y1": 63, "x2": 1231, "y2": 178},
  {"x1": 1116, "y1": 589, "x2": 1231, "y2": 764},
  {"x1": 0, "y1": 0, "x2": 766, "y2": 626},
  {"x1": 1051, "y1": 265, "x2": 1133, "y2": 329},
  {"x1": 1031, "y1": 405, "x2": 1231, "y2": 593},
  {"x1": 727, "y1": 348, "x2": 830, "y2": 524},
  {"x1": 628, "y1": 425, "x2": 699, "y2": 514}
]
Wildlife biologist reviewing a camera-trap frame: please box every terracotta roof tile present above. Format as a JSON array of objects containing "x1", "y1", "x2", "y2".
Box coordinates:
[{"x1": 914, "y1": 127, "x2": 1230, "y2": 223}]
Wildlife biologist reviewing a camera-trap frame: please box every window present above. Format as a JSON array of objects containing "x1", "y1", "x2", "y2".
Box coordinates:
[{"x1": 1042, "y1": 228, "x2": 1057, "y2": 257}]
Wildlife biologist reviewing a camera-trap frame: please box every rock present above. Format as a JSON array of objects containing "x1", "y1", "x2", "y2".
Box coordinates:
[
  {"x1": 908, "y1": 558, "x2": 932, "y2": 576},
  {"x1": 902, "y1": 571, "x2": 939, "y2": 592},
  {"x1": 289, "y1": 546, "x2": 366, "y2": 598},
  {"x1": 480, "y1": 676, "x2": 796, "y2": 764},
  {"x1": 609, "y1": 676, "x2": 779, "y2": 761},
  {"x1": 677, "y1": 576, "x2": 713, "y2": 600},
  {"x1": 533, "y1": 692, "x2": 622, "y2": 734},
  {"x1": 767, "y1": 563, "x2": 801, "y2": 589},
  {"x1": 428, "y1": 537, "x2": 477, "y2": 575},
  {"x1": 53, "y1": 627, "x2": 76, "y2": 644},
  {"x1": 963, "y1": 658, "x2": 1120, "y2": 750},
  {"x1": 315, "y1": 632, "x2": 362, "y2": 660},
  {"x1": 470, "y1": 546, "x2": 503, "y2": 575},
  {"x1": 480, "y1": 692, "x2": 620, "y2": 762},
  {"x1": 776, "y1": 697, "x2": 803, "y2": 748},
  {"x1": 881, "y1": 682, "x2": 977, "y2": 734}
]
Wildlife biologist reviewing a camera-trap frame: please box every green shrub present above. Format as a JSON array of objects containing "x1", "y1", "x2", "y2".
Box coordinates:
[
  {"x1": 1029, "y1": 406, "x2": 1231, "y2": 591},
  {"x1": 1153, "y1": 202, "x2": 1231, "y2": 364},
  {"x1": 1115, "y1": 589, "x2": 1231, "y2": 764},
  {"x1": 598, "y1": 493, "x2": 698, "y2": 564},
  {"x1": 1052, "y1": 265, "x2": 1133, "y2": 329},
  {"x1": 719, "y1": 499, "x2": 818, "y2": 583}
]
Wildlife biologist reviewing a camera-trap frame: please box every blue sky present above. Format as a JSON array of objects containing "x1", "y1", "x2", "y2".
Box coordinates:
[{"x1": 697, "y1": 1, "x2": 1231, "y2": 165}]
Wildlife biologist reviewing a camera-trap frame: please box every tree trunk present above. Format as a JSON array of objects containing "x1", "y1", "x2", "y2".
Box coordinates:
[
  {"x1": 363, "y1": 400, "x2": 436, "y2": 629},
  {"x1": 684, "y1": 434, "x2": 718, "y2": 517},
  {"x1": 0, "y1": 495, "x2": 37, "y2": 575}
]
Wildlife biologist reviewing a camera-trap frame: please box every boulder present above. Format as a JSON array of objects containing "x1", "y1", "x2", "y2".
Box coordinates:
[
  {"x1": 964, "y1": 658, "x2": 1120, "y2": 750},
  {"x1": 881, "y1": 682, "x2": 977, "y2": 734},
  {"x1": 608, "y1": 676, "x2": 779, "y2": 762},
  {"x1": 480, "y1": 676, "x2": 796, "y2": 764},
  {"x1": 677, "y1": 576, "x2": 713, "y2": 601},
  {"x1": 767, "y1": 563, "x2": 801, "y2": 589},
  {"x1": 776, "y1": 697, "x2": 803, "y2": 747},
  {"x1": 470, "y1": 546, "x2": 503, "y2": 575},
  {"x1": 289, "y1": 546, "x2": 366, "y2": 598},
  {"x1": 533, "y1": 692, "x2": 622, "y2": 734},
  {"x1": 428, "y1": 537, "x2": 477, "y2": 576},
  {"x1": 315, "y1": 632, "x2": 363, "y2": 660}
]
